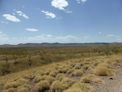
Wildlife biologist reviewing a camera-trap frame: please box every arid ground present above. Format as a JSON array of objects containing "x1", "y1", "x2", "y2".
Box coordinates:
[{"x1": 0, "y1": 45, "x2": 122, "y2": 92}]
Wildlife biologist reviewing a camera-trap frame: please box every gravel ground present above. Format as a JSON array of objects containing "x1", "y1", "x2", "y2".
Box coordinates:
[{"x1": 95, "y1": 61, "x2": 122, "y2": 92}]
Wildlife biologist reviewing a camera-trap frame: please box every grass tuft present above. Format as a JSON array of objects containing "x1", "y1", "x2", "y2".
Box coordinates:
[
  {"x1": 94, "y1": 63, "x2": 114, "y2": 76},
  {"x1": 34, "y1": 80, "x2": 50, "y2": 92}
]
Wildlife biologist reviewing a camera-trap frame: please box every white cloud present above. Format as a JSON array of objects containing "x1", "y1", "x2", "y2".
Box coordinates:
[
  {"x1": 23, "y1": 34, "x2": 81, "y2": 43},
  {"x1": 51, "y1": 0, "x2": 69, "y2": 10},
  {"x1": 1, "y1": 34, "x2": 86, "y2": 44},
  {"x1": 105, "y1": 34, "x2": 121, "y2": 42},
  {"x1": 106, "y1": 34, "x2": 117, "y2": 38},
  {"x1": 16, "y1": 11, "x2": 29, "y2": 19},
  {"x1": 1, "y1": 33, "x2": 122, "y2": 44},
  {"x1": 41, "y1": 10, "x2": 56, "y2": 19},
  {"x1": 81, "y1": 0, "x2": 87, "y2": 2},
  {"x1": 2, "y1": 14, "x2": 20, "y2": 22},
  {"x1": 76, "y1": 0, "x2": 87, "y2": 4},
  {"x1": 25, "y1": 28, "x2": 39, "y2": 32}
]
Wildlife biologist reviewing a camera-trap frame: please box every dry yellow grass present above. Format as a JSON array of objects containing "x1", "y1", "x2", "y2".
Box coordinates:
[
  {"x1": 0, "y1": 54, "x2": 122, "y2": 92},
  {"x1": 94, "y1": 63, "x2": 114, "y2": 76},
  {"x1": 81, "y1": 74, "x2": 104, "y2": 84},
  {"x1": 71, "y1": 69, "x2": 83, "y2": 77},
  {"x1": 64, "y1": 82, "x2": 94, "y2": 92},
  {"x1": 4, "y1": 81, "x2": 20, "y2": 89},
  {"x1": 34, "y1": 80, "x2": 50, "y2": 92},
  {"x1": 17, "y1": 86, "x2": 30, "y2": 92},
  {"x1": 51, "y1": 80, "x2": 65, "y2": 91}
]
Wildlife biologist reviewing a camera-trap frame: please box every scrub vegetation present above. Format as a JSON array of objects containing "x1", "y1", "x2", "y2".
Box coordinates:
[{"x1": 0, "y1": 44, "x2": 122, "y2": 92}]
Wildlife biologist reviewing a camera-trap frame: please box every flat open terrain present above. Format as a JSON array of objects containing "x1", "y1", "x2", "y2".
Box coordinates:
[{"x1": 0, "y1": 44, "x2": 122, "y2": 92}]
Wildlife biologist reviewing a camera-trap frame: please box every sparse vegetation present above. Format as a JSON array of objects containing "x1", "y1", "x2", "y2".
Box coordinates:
[
  {"x1": 0, "y1": 44, "x2": 122, "y2": 92},
  {"x1": 0, "y1": 44, "x2": 122, "y2": 76}
]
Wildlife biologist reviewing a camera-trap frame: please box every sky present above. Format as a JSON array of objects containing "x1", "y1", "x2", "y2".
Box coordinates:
[{"x1": 0, "y1": 0, "x2": 122, "y2": 44}]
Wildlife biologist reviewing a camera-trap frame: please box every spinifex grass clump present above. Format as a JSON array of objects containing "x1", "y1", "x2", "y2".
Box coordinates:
[
  {"x1": 51, "y1": 80, "x2": 65, "y2": 92},
  {"x1": 71, "y1": 69, "x2": 83, "y2": 77},
  {"x1": 34, "y1": 80, "x2": 50, "y2": 92},
  {"x1": 94, "y1": 63, "x2": 114, "y2": 76},
  {"x1": 80, "y1": 74, "x2": 104, "y2": 84},
  {"x1": 1, "y1": 54, "x2": 121, "y2": 92}
]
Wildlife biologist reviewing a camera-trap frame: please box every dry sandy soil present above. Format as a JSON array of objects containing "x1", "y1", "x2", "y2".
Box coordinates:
[{"x1": 95, "y1": 61, "x2": 122, "y2": 92}]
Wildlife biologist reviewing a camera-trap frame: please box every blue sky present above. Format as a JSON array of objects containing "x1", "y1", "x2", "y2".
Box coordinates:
[{"x1": 0, "y1": 0, "x2": 122, "y2": 44}]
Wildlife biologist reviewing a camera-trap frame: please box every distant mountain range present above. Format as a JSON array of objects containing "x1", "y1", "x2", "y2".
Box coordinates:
[{"x1": 0, "y1": 42, "x2": 122, "y2": 48}]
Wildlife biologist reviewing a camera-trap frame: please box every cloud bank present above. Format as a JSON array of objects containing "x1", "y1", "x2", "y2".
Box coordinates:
[
  {"x1": 25, "y1": 28, "x2": 39, "y2": 32},
  {"x1": 3, "y1": 14, "x2": 21, "y2": 22}
]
